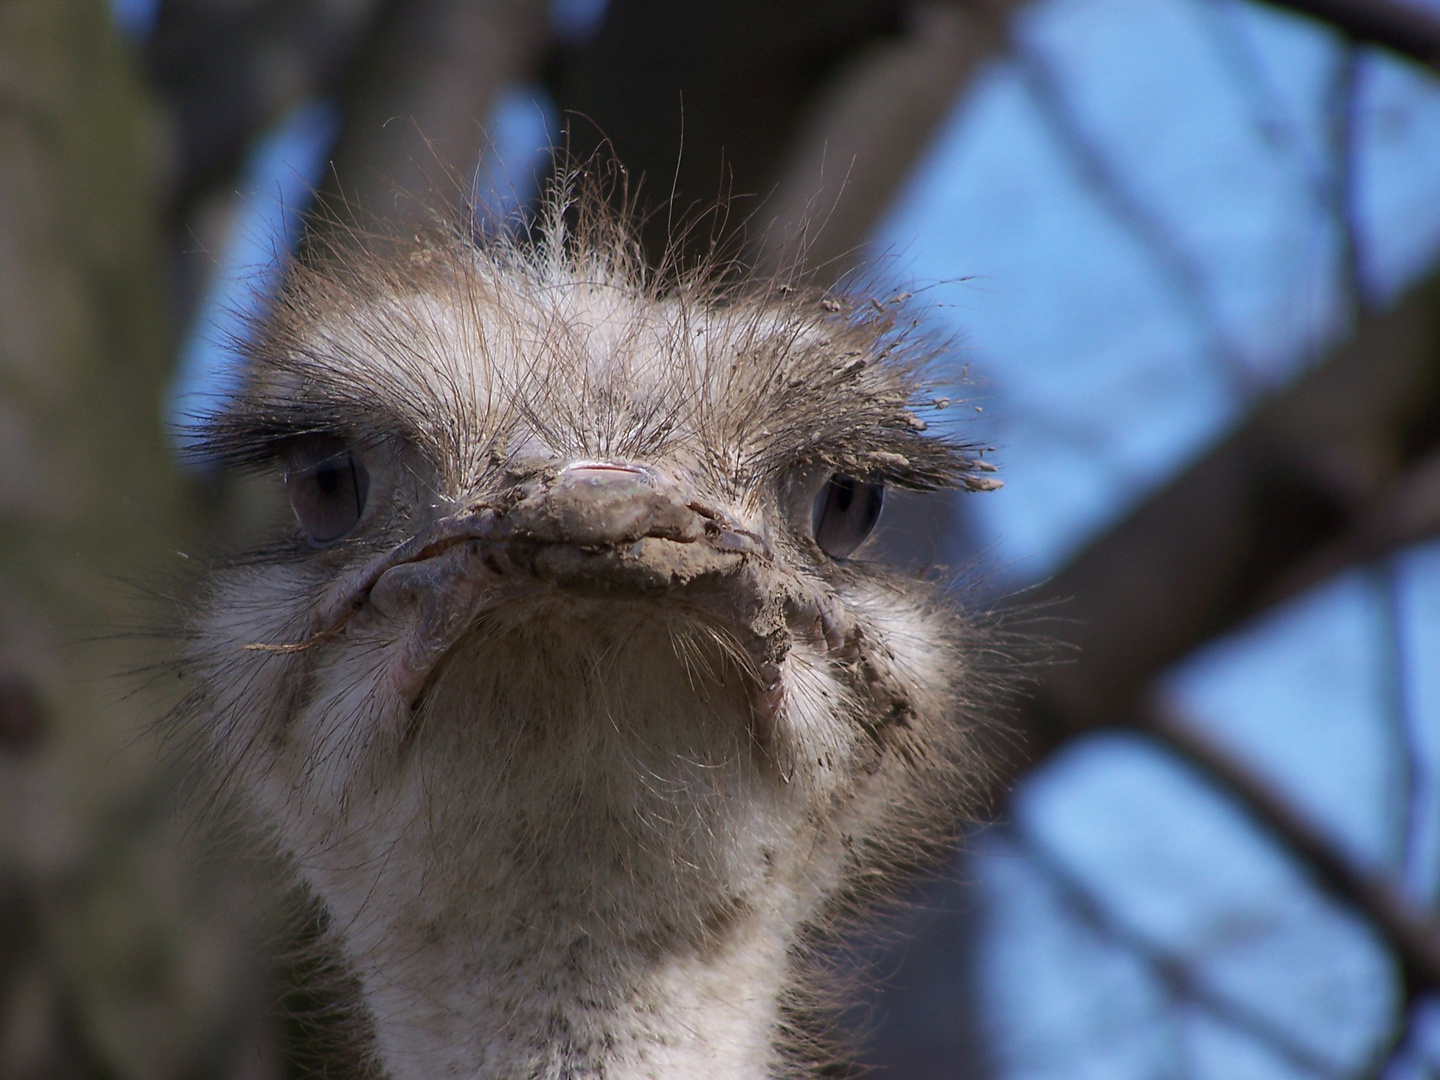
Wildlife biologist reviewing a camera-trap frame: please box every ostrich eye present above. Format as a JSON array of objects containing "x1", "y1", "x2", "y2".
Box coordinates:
[
  {"x1": 286, "y1": 447, "x2": 369, "y2": 545},
  {"x1": 812, "y1": 474, "x2": 884, "y2": 559}
]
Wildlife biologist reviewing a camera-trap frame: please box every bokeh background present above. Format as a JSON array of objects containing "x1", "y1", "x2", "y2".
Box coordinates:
[{"x1": 2, "y1": 0, "x2": 1440, "y2": 1077}]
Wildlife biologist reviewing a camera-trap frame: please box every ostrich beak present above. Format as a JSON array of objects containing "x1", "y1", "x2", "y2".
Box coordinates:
[
  {"x1": 264, "y1": 462, "x2": 845, "y2": 741},
  {"x1": 284, "y1": 462, "x2": 779, "y2": 669}
]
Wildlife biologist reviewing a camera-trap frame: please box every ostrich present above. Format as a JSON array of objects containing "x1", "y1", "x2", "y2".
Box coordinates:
[{"x1": 178, "y1": 187, "x2": 1002, "y2": 1080}]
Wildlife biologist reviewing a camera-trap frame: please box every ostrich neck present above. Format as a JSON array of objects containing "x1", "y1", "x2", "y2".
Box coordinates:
[
  {"x1": 347, "y1": 893, "x2": 798, "y2": 1080},
  {"x1": 311, "y1": 766, "x2": 813, "y2": 1080},
  {"x1": 280, "y1": 618, "x2": 848, "y2": 1080}
]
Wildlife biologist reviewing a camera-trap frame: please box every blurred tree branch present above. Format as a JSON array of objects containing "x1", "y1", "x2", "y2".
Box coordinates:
[
  {"x1": 1145, "y1": 704, "x2": 1440, "y2": 998},
  {"x1": 1007, "y1": 267, "x2": 1440, "y2": 761},
  {"x1": 1011, "y1": 821, "x2": 1349, "y2": 1076},
  {"x1": 550, "y1": 0, "x2": 919, "y2": 267},
  {"x1": 549, "y1": 0, "x2": 1028, "y2": 279},
  {"x1": 319, "y1": 0, "x2": 550, "y2": 222},
  {"x1": 1257, "y1": 0, "x2": 1440, "y2": 67},
  {"x1": 147, "y1": 0, "x2": 381, "y2": 211},
  {"x1": 754, "y1": 2, "x2": 1018, "y2": 280},
  {"x1": 0, "y1": 2, "x2": 269, "y2": 1077},
  {"x1": 987, "y1": 267, "x2": 1440, "y2": 989}
]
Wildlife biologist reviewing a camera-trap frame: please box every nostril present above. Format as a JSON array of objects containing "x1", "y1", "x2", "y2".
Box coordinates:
[{"x1": 560, "y1": 461, "x2": 655, "y2": 485}]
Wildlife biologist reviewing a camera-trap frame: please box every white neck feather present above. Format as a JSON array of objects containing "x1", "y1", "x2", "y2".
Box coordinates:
[
  {"x1": 353, "y1": 899, "x2": 796, "y2": 1080},
  {"x1": 254, "y1": 613, "x2": 858, "y2": 1080}
]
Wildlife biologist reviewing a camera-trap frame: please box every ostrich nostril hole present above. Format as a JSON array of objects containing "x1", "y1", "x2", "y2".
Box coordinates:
[{"x1": 561, "y1": 462, "x2": 654, "y2": 484}]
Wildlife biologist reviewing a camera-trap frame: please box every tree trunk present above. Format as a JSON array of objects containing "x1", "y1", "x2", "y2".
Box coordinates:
[{"x1": 0, "y1": 4, "x2": 270, "y2": 1077}]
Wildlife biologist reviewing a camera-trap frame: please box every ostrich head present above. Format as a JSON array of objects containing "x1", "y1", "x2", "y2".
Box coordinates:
[{"x1": 181, "y1": 190, "x2": 1001, "y2": 1080}]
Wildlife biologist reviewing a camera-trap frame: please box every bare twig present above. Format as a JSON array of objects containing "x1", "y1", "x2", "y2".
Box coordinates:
[
  {"x1": 1008, "y1": 821, "x2": 1348, "y2": 1077},
  {"x1": 1144, "y1": 701, "x2": 1440, "y2": 997},
  {"x1": 1353, "y1": 996, "x2": 1440, "y2": 1080},
  {"x1": 1010, "y1": 24, "x2": 1262, "y2": 401}
]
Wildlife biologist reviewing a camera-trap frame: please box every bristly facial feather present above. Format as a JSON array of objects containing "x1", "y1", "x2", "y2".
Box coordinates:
[{"x1": 176, "y1": 182, "x2": 1001, "y2": 1080}]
